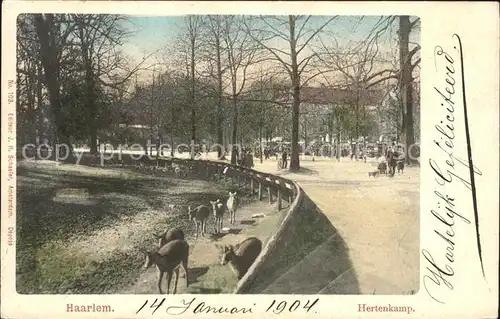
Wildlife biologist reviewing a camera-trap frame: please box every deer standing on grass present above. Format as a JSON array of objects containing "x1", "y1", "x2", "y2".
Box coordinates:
[
  {"x1": 154, "y1": 227, "x2": 185, "y2": 248},
  {"x1": 188, "y1": 205, "x2": 210, "y2": 238},
  {"x1": 140, "y1": 239, "x2": 189, "y2": 294},
  {"x1": 210, "y1": 199, "x2": 224, "y2": 234},
  {"x1": 171, "y1": 163, "x2": 186, "y2": 177},
  {"x1": 216, "y1": 237, "x2": 262, "y2": 280},
  {"x1": 226, "y1": 191, "x2": 238, "y2": 225}
]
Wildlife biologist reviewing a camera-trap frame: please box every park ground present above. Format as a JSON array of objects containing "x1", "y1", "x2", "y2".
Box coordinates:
[
  {"x1": 15, "y1": 159, "x2": 287, "y2": 294},
  {"x1": 253, "y1": 155, "x2": 420, "y2": 294},
  {"x1": 16, "y1": 153, "x2": 418, "y2": 295}
]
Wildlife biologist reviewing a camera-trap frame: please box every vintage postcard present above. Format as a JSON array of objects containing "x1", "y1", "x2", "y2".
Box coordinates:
[{"x1": 1, "y1": 1, "x2": 498, "y2": 318}]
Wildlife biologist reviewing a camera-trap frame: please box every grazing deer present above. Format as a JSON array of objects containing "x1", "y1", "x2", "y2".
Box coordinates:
[
  {"x1": 226, "y1": 191, "x2": 238, "y2": 225},
  {"x1": 140, "y1": 239, "x2": 189, "y2": 294},
  {"x1": 188, "y1": 205, "x2": 210, "y2": 238},
  {"x1": 172, "y1": 163, "x2": 186, "y2": 177},
  {"x1": 210, "y1": 199, "x2": 224, "y2": 234},
  {"x1": 217, "y1": 237, "x2": 262, "y2": 280},
  {"x1": 154, "y1": 227, "x2": 185, "y2": 248}
]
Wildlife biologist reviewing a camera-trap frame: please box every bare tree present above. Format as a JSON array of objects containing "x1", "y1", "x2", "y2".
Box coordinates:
[
  {"x1": 183, "y1": 16, "x2": 203, "y2": 158},
  {"x1": 203, "y1": 15, "x2": 228, "y2": 159},
  {"x1": 220, "y1": 16, "x2": 265, "y2": 164},
  {"x1": 244, "y1": 15, "x2": 336, "y2": 171},
  {"x1": 359, "y1": 16, "x2": 420, "y2": 162},
  {"x1": 71, "y1": 14, "x2": 153, "y2": 154},
  {"x1": 33, "y1": 14, "x2": 76, "y2": 158},
  {"x1": 17, "y1": 15, "x2": 43, "y2": 147}
]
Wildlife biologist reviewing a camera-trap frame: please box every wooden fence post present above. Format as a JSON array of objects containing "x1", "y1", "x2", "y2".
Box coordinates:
[
  {"x1": 277, "y1": 187, "x2": 282, "y2": 210},
  {"x1": 268, "y1": 184, "x2": 272, "y2": 205},
  {"x1": 258, "y1": 182, "x2": 263, "y2": 201}
]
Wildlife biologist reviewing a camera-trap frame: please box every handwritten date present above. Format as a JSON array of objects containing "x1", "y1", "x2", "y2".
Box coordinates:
[
  {"x1": 266, "y1": 298, "x2": 319, "y2": 314},
  {"x1": 136, "y1": 297, "x2": 319, "y2": 315}
]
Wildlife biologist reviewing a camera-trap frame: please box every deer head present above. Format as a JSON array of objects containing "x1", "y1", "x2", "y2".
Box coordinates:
[
  {"x1": 220, "y1": 245, "x2": 234, "y2": 265},
  {"x1": 153, "y1": 231, "x2": 165, "y2": 239}
]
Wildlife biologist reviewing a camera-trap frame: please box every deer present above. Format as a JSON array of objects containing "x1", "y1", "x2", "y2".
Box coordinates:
[
  {"x1": 188, "y1": 205, "x2": 210, "y2": 238},
  {"x1": 153, "y1": 227, "x2": 185, "y2": 248},
  {"x1": 216, "y1": 237, "x2": 262, "y2": 280},
  {"x1": 171, "y1": 162, "x2": 186, "y2": 177},
  {"x1": 226, "y1": 191, "x2": 238, "y2": 225},
  {"x1": 210, "y1": 199, "x2": 224, "y2": 234},
  {"x1": 140, "y1": 239, "x2": 189, "y2": 294}
]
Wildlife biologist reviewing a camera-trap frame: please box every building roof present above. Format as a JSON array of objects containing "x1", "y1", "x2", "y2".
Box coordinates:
[{"x1": 300, "y1": 86, "x2": 386, "y2": 106}]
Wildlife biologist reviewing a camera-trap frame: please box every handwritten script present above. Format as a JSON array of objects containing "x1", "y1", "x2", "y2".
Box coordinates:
[
  {"x1": 423, "y1": 34, "x2": 484, "y2": 304},
  {"x1": 135, "y1": 297, "x2": 319, "y2": 316}
]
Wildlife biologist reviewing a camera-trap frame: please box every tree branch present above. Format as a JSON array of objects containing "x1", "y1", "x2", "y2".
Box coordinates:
[{"x1": 296, "y1": 16, "x2": 337, "y2": 56}]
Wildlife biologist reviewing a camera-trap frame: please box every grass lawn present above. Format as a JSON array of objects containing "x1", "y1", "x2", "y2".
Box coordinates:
[
  {"x1": 16, "y1": 160, "x2": 289, "y2": 294},
  {"x1": 16, "y1": 161, "x2": 239, "y2": 294}
]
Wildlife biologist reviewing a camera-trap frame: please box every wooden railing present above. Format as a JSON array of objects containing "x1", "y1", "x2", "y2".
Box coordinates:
[{"x1": 125, "y1": 155, "x2": 301, "y2": 211}]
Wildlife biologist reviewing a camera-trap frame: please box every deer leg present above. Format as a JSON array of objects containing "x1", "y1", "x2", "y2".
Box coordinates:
[
  {"x1": 173, "y1": 267, "x2": 179, "y2": 294},
  {"x1": 166, "y1": 269, "x2": 173, "y2": 294},
  {"x1": 182, "y1": 257, "x2": 189, "y2": 287},
  {"x1": 157, "y1": 270, "x2": 164, "y2": 294},
  {"x1": 194, "y1": 220, "x2": 199, "y2": 238}
]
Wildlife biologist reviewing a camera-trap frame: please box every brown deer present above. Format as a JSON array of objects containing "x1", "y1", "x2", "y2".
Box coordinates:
[
  {"x1": 217, "y1": 237, "x2": 262, "y2": 280},
  {"x1": 154, "y1": 227, "x2": 185, "y2": 248},
  {"x1": 226, "y1": 191, "x2": 238, "y2": 225},
  {"x1": 188, "y1": 205, "x2": 210, "y2": 238},
  {"x1": 210, "y1": 199, "x2": 224, "y2": 234},
  {"x1": 140, "y1": 239, "x2": 189, "y2": 294}
]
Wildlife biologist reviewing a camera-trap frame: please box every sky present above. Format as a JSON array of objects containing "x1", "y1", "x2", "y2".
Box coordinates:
[{"x1": 118, "y1": 15, "x2": 420, "y2": 85}]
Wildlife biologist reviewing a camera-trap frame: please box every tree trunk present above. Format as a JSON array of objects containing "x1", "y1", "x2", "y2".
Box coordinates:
[
  {"x1": 328, "y1": 112, "x2": 334, "y2": 157},
  {"x1": 289, "y1": 15, "x2": 300, "y2": 171},
  {"x1": 215, "y1": 35, "x2": 224, "y2": 159},
  {"x1": 230, "y1": 95, "x2": 238, "y2": 164},
  {"x1": 303, "y1": 118, "x2": 308, "y2": 150},
  {"x1": 36, "y1": 62, "x2": 44, "y2": 145},
  {"x1": 190, "y1": 35, "x2": 196, "y2": 159},
  {"x1": 77, "y1": 18, "x2": 99, "y2": 155},
  {"x1": 399, "y1": 15, "x2": 416, "y2": 165},
  {"x1": 25, "y1": 64, "x2": 36, "y2": 146},
  {"x1": 34, "y1": 14, "x2": 74, "y2": 160},
  {"x1": 259, "y1": 110, "x2": 263, "y2": 164}
]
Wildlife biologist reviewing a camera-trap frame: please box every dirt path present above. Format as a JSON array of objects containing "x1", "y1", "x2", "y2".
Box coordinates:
[
  {"x1": 119, "y1": 199, "x2": 287, "y2": 294},
  {"x1": 253, "y1": 156, "x2": 419, "y2": 294}
]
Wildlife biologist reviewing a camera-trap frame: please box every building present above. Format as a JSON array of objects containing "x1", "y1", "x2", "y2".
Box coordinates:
[{"x1": 292, "y1": 86, "x2": 387, "y2": 145}]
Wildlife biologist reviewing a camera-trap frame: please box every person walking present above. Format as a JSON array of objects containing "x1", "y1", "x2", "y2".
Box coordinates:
[
  {"x1": 247, "y1": 150, "x2": 254, "y2": 168},
  {"x1": 282, "y1": 150, "x2": 288, "y2": 169}
]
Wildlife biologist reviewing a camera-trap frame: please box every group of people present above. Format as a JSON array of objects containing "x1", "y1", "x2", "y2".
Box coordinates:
[
  {"x1": 237, "y1": 148, "x2": 255, "y2": 168},
  {"x1": 238, "y1": 147, "x2": 288, "y2": 170}
]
